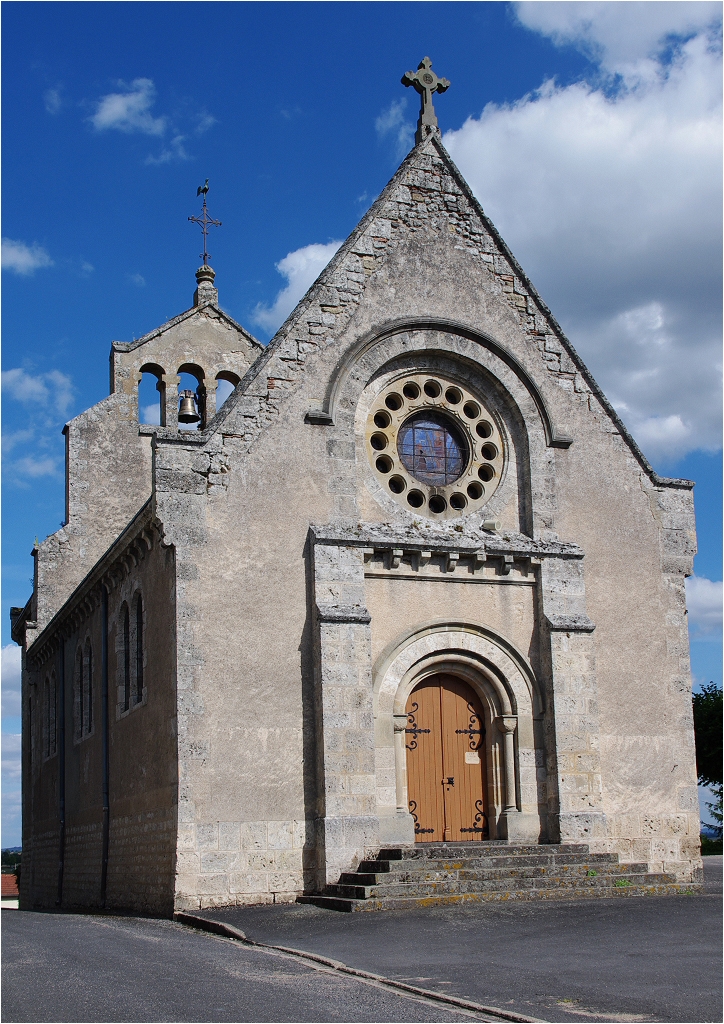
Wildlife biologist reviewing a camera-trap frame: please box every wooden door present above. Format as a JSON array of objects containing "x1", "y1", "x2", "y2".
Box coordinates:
[{"x1": 405, "y1": 675, "x2": 488, "y2": 842}]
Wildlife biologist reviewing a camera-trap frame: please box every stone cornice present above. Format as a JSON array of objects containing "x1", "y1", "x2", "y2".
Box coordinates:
[
  {"x1": 546, "y1": 614, "x2": 596, "y2": 633},
  {"x1": 310, "y1": 523, "x2": 583, "y2": 560},
  {"x1": 26, "y1": 499, "x2": 160, "y2": 668}
]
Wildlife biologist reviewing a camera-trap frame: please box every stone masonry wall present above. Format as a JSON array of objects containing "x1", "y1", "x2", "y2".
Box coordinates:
[{"x1": 148, "y1": 130, "x2": 701, "y2": 898}]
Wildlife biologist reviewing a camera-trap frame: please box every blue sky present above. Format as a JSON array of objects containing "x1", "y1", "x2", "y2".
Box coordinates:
[{"x1": 2, "y1": 2, "x2": 722, "y2": 846}]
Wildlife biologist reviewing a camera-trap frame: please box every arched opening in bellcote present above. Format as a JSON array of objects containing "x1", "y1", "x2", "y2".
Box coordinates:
[
  {"x1": 177, "y1": 363, "x2": 206, "y2": 431},
  {"x1": 138, "y1": 363, "x2": 166, "y2": 426},
  {"x1": 215, "y1": 370, "x2": 241, "y2": 411}
]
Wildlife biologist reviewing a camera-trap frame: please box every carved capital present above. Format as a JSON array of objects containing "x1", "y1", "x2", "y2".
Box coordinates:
[{"x1": 495, "y1": 715, "x2": 518, "y2": 735}]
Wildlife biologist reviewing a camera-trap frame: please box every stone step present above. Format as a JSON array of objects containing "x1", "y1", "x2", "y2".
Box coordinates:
[
  {"x1": 325, "y1": 871, "x2": 676, "y2": 901},
  {"x1": 340, "y1": 862, "x2": 651, "y2": 886},
  {"x1": 356, "y1": 851, "x2": 623, "y2": 874},
  {"x1": 299, "y1": 881, "x2": 703, "y2": 913},
  {"x1": 377, "y1": 843, "x2": 592, "y2": 860}
]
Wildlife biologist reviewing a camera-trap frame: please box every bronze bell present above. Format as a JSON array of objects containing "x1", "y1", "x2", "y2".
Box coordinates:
[{"x1": 178, "y1": 389, "x2": 201, "y2": 424}]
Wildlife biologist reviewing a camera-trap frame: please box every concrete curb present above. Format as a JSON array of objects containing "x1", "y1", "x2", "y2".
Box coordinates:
[{"x1": 174, "y1": 910, "x2": 545, "y2": 1023}]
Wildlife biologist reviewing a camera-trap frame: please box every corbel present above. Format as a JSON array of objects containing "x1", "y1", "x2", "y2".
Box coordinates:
[
  {"x1": 500, "y1": 554, "x2": 514, "y2": 576},
  {"x1": 362, "y1": 548, "x2": 375, "y2": 564},
  {"x1": 389, "y1": 548, "x2": 403, "y2": 570},
  {"x1": 472, "y1": 550, "x2": 486, "y2": 572},
  {"x1": 445, "y1": 552, "x2": 459, "y2": 573}
]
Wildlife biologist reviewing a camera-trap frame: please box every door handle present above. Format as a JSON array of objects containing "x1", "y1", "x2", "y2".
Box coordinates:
[{"x1": 444, "y1": 777, "x2": 455, "y2": 787}]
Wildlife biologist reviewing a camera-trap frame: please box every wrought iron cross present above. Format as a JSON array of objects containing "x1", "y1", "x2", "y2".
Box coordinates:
[
  {"x1": 188, "y1": 180, "x2": 221, "y2": 267},
  {"x1": 402, "y1": 56, "x2": 450, "y2": 143}
]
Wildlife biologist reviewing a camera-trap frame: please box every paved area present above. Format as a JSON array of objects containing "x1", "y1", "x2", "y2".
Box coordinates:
[
  {"x1": 2, "y1": 858, "x2": 720, "y2": 1023},
  {"x1": 1, "y1": 911, "x2": 495, "y2": 1023},
  {"x1": 189, "y1": 857, "x2": 723, "y2": 1024}
]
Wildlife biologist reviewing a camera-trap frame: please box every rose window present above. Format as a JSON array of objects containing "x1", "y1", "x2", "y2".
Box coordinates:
[{"x1": 366, "y1": 374, "x2": 504, "y2": 519}]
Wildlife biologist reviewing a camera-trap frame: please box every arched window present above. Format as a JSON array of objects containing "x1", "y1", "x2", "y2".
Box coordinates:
[
  {"x1": 44, "y1": 674, "x2": 57, "y2": 758},
  {"x1": 84, "y1": 639, "x2": 93, "y2": 734},
  {"x1": 122, "y1": 604, "x2": 131, "y2": 713},
  {"x1": 134, "y1": 594, "x2": 144, "y2": 705},
  {"x1": 74, "y1": 646, "x2": 84, "y2": 741}
]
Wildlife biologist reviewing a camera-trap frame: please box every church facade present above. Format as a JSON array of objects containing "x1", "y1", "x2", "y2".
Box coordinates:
[{"x1": 13, "y1": 75, "x2": 702, "y2": 914}]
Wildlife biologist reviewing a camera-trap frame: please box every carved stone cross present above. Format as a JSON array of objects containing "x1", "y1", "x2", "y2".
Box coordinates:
[{"x1": 402, "y1": 56, "x2": 450, "y2": 143}]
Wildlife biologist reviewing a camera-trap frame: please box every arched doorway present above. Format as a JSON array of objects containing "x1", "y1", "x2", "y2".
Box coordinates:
[{"x1": 405, "y1": 675, "x2": 488, "y2": 842}]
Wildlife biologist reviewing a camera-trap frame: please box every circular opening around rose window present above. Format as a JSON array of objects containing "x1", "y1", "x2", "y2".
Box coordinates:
[{"x1": 397, "y1": 412, "x2": 469, "y2": 486}]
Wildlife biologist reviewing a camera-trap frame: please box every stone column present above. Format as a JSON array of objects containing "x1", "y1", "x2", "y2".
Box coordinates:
[
  {"x1": 313, "y1": 540, "x2": 379, "y2": 885},
  {"x1": 204, "y1": 379, "x2": 218, "y2": 424},
  {"x1": 495, "y1": 714, "x2": 539, "y2": 841},
  {"x1": 162, "y1": 374, "x2": 180, "y2": 431},
  {"x1": 497, "y1": 715, "x2": 518, "y2": 809},
  {"x1": 539, "y1": 556, "x2": 606, "y2": 847}
]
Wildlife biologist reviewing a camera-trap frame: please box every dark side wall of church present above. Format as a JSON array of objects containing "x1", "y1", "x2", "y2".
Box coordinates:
[{"x1": 22, "y1": 538, "x2": 178, "y2": 915}]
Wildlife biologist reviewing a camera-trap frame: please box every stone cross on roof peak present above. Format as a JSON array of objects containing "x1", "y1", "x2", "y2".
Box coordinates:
[{"x1": 402, "y1": 56, "x2": 450, "y2": 144}]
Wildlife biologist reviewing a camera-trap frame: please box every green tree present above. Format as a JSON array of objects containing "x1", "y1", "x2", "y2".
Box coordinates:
[{"x1": 693, "y1": 682, "x2": 723, "y2": 836}]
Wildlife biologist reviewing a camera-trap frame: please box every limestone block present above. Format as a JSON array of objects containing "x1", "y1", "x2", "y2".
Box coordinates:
[
  {"x1": 218, "y1": 822, "x2": 241, "y2": 851},
  {"x1": 229, "y1": 873, "x2": 269, "y2": 894},
  {"x1": 200, "y1": 852, "x2": 242, "y2": 874},
  {"x1": 240, "y1": 821, "x2": 267, "y2": 850},
  {"x1": 196, "y1": 874, "x2": 231, "y2": 896},
  {"x1": 267, "y1": 821, "x2": 294, "y2": 850}
]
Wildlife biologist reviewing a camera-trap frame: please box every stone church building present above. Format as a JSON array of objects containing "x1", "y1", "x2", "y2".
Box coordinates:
[{"x1": 13, "y1": 63, "x2": 702, "y2": 915}]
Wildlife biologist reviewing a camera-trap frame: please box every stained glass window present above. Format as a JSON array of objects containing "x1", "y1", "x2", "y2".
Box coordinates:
[{"x1": 397, "y1": 413, "x2": 468, "y2": 486}]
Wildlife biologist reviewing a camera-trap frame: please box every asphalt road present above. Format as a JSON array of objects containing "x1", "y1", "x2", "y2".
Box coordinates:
[
  {"x1": 1, "y1": 910, "x2": 495, "y2": 1023},
  {"x1": 2, "y1": 858, "x2": 720, "y2": 1024},
  {"x1": 192, "y1": 856, "x2": 723, "y2": 1024}
]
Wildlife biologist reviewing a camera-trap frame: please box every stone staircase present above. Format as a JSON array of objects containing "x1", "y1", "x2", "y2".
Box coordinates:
[{"x1": 298, "y1": 842, "x2": 700, "y2": 912}]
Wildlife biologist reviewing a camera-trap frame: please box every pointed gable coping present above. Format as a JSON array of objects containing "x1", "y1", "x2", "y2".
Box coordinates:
[
  {"x1": 170, "y1": 134, "x2": 692, "y2": 491},
  {"x1": 111, "y1": 302, "x2": 263, "y2": 356}
]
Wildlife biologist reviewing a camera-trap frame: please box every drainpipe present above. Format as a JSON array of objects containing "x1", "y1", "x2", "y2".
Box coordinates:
[
  {"x1": 56, "y1": 640, "x2": 66, "y2": 906},
  {"x1": 100, "y1": 586, "x2": 110, "y2": 906}
]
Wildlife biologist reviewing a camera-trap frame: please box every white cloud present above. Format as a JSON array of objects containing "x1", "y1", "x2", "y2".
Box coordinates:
[
  {"x1": 141, "y1": 403, "x2": 161, "y2": 425},
  {"x1": 145, "y1": 134, "x2": 190, "y2": 166},
  {"x1": 376, "y1": 98, "x2": 415, "y2": 159},
  {"x1": 253, "y1": 240, "x2": 342, "y2": 334},
  {"x1": 87, "y1": 79, "x2": 214, "y2": 165},
  {"x1": 11, "y1": 456, "x2": 60, "y2": 479},
  {"x1": 2, "y1": 238, "x2": 53, "y2": 276},
  {"x1": 196, "y1": 113, "x2": 216, "y2": 135},
  {"x1": 2, "y1": 645, "x2": 21, "y2": 719},
  {"x1": 44, "y1": 88, "x2": 61, "y2": 114},
  {"x1": 2, "y1": 428, "x2": 34, "y2": 455},
  {"x1": 1, "y1": 790, "x2": 21, "y2": 849},
  {"x1": 515, "y1": 1, "x2": 722, "y2": 79},
  {"x1": 1, "y1": 734, "x2": 21, "y2": 785},
  {"x1": 444, "y1": 16, "x2": 722, "y2": 466},
  {"x1": 89, "y1": 77, "x2": 166, "y2": 135},
  {"x1": 128, "y1": 273, "x2": 146, "y2": 287},
  {"x1": 2, "y1": 368, "x2": 74, "y2": 416},
  {"x1": 686, "y1": 575, "x2": 723, "y2": 638}
]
